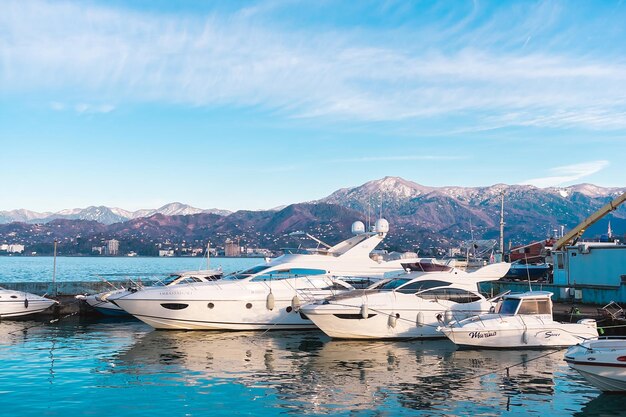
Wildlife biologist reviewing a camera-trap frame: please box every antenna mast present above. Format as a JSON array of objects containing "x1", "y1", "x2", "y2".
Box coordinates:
[{"x1": 499, "y1": 191, "x2": 505, "y2": 256}]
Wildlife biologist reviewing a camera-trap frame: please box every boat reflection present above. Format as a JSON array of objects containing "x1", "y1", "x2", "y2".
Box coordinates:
[{"x1": 114, "y1": 330, "x2": 565, "y2": 413}]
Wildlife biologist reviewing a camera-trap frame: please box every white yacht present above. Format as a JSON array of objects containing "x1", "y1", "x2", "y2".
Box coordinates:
[
  {"x1": 0, "y1": 287, "x2": 57, "y2": 318},
  {"x1": 300, "y1": 261, "x2": 510, "y2": 339},
  {"x1": 565, "y1": 338, "x2": 626, "y2": 392},
  {"x1": 109, "y1": 220, "x2": 421, "y2": 330},
  {"x1": 439, "y1": 291, "x2": 598, "y2": 348},
  {"x1": 77, "y1": 269, "x2": 223, "y2": 316}
]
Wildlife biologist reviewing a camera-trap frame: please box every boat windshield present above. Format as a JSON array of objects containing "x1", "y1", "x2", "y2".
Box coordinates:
[
  {"x1": 498, "y1": 298, "x2": 521, "y2": 315},
  {"x1": 251, "y1": 268, "x2": 327, "y2": 281},
  {"x1": 224, "y1": 265, "x2": 272, "y2": 280}
]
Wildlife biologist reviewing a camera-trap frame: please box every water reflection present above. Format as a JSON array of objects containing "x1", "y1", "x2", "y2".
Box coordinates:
[
  {"x1": 0, "y1": 319, "x2": 608, "y2": 416},
  {"x1": 576, "y1": 393, "x2": 626, "y2": 417},
  {"x1": 114, "y1": 330, "x2": 571, "y2": 414}
]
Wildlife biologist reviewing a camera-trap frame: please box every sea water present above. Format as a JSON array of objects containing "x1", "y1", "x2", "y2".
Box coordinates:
[
  {"x1": 0, "y1": 257, "x2": 622, "y2": 416},
  {"x1": 0, "y1": 256, "x2": 260, "y2": 282}
]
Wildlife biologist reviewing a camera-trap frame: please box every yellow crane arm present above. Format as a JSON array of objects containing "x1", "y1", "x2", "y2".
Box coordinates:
[{"x1": 553, "y1": 191, "x2": 626, "y2": 251}]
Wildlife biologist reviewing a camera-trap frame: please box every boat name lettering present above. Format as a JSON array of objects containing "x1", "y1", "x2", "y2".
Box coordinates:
[
  {"x1": 468, "y1": 331, "x2": 496, "y2": 339},
  {"x1": 544, "y1": 331, "x2": 560, "y2": 338}
]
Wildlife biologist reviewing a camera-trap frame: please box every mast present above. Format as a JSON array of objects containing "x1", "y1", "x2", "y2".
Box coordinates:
[
  {"x1": 52, "y1": 238, "x2": 58, "y2": 298},
  {"x1": 206, "y1": 241, "x2": 210, "y2": 270},
  {"x1": 499, "y1": 191, "x2": 505, "y2": 256}
]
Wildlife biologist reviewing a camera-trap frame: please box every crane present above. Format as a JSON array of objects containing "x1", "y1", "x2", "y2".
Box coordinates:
[{"x1": 552, "y1": 191, "x2": 626, "y2": 251}]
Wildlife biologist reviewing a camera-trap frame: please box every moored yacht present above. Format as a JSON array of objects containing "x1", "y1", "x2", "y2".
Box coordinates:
[
  {"x1": 77, "y1": 269, "x2": 223, "y2": 316},
  {"x1": 109, "y1": 219, "x2": 419, "y2": 330},
  {"x1": 0, "y1": 287, "x2": 57, "y2": 318},
  {"x1": 300, "y1": 261, "x2": 510, "y2": 339},
  {"x1": 440, "y1": 291, "x2": 598, "y2": 348}
]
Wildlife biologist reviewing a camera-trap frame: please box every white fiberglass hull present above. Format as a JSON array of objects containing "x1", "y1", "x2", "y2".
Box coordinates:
[
  {"x1": 565, "y1": 340, "x2": 626, "y2": 392},
  {"x1": 302, "y1": 296, "x2": 493, "y2": 340},
  {"x1": 441, "y1": 315, "x2": 598, "y2": 348},
  {"x1": 110, "y1": 277, "x2": 349, "y2": 330},
  {"x1": 0, "y1": 289, "x2": 57, "y2": 318}
]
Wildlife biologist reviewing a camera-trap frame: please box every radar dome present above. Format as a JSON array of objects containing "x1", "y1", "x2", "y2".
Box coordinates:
[
  {"x1": 351, "y1": 221, "x2": 366, "y2": 235},
  {"x1": 375, "y1": 218, "x2": 389, "y2": 234}
]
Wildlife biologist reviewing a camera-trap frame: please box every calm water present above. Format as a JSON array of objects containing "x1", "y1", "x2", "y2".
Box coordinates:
[
  {"x1": 0, "y1": 318, "x2": 620, "y2": 416},
  {"x1": 0, "y1": 256, "x2": 260, "y2": 282},
  {"x1": 0, "y1": 257, "x2": 622, "y2": 416}
]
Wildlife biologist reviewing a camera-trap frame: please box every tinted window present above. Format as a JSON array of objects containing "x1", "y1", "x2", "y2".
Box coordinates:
[
  {"x1": 397, "y1": 280, "x2": 452, "y2": 294},
  {"x1": 498, "y1": 298, "x2": 521, "y2": 315},
  {"x1": 417, "y1": 288, "x2": 449, "y2": 300},
  {"x1": 445, "y1": 288, "x2": 482, "y2": 303},
  {"x1": 379, "y1": 278, "x2": 411, "y2": 290}
]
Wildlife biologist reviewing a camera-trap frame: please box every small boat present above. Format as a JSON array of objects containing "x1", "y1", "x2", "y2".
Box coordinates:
[
  {"x1": 77, "y1": 269, "x2": 223, "y2": 316},
  {"x1": 300, "y1": 262, "x2": 510, "y2": 339},
  {"x1": 565, "y1": 338, "x2": 626, "y2": 392},
  {"x1": 504, "y1": 260, "x2": 550, "y2": 280},
  {"x1": 0, "y1": 287, "x2": 57, "y2": 318},
  {"x1": 439, "y1": 291, "x2": 598, "y2": 348}
]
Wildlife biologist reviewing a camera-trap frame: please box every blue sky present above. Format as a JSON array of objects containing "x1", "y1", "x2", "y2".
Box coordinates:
[{"x1": 1, "y1": 0, "x2": 626, "y2": 212}]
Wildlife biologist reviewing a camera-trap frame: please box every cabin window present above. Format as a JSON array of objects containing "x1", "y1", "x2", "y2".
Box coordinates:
[
  {"x1": 498, "y1": 298, "x2": 521, "y2": 315},
  {"x1": 445, "y1": 288, "x2": 483, "y2": 303},
  {"x1": 556, "y1": 253, "x2": 564, "y2": 269},
  {"x1": 160, "y1": 303, "x2": 189, "y2": 310},
  {"x1": 621, "y1": 275, "x2": 626, "y2": 284},
  {"x1": 332, "y1": 313, "x2": 377, "y2": 319},
  {"x1": 417, "y1": 288, "x2": 449, "y2": 300},
  {"x1": 397, "y1": 280, "x2": 451, "y2": 294},
  {"x1": 517, "y1": 299, "x2": 551, "y2": 315}
]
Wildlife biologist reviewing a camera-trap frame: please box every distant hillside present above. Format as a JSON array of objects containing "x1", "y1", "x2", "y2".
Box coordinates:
[
  {"x1": 1, "y1": 177, "x2": 625, "y2": 255},
  {"x1": 0, "y1": 203, "x2": 231, "y2": 225}
]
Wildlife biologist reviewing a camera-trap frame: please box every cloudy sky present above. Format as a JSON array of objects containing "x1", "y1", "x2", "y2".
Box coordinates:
[{"x1": 1, "y1": 0, "x2": 626, "y2": 211}]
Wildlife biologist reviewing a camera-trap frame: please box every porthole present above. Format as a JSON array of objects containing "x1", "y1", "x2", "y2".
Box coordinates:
[
  {"x1": 208, "y1": 302, "x2": 215, "y2": 309},
  {"x1": 395, "y1": 313, "x2": 400, "y2": 318},
  {"x1": 160, "y1": 303, "x2": 189, "y2": 310},
  {"x1": 246, "y1": 303, "x2": 253, "y2": 309},
  {"x1": 286, "y1": 306, "x2": 293, "y2": 313},
  {"x1": 11, "y1": 295, "x2": 17, "y2": 299}
]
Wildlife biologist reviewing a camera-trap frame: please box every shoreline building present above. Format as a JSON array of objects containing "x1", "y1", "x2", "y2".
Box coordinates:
[{"x1": 106, "y1": 239, "x2": 120, "y2": 256}]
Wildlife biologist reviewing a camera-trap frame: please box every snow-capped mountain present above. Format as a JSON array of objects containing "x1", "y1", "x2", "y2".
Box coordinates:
[{"x1": 0, "y1": 203, "x2": 231, "y2": 225}]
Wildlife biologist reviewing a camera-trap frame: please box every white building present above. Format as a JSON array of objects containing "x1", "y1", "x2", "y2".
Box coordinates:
[
  {"x1": 7, "y1": 244, "x2": 25, "y2": 253},
  {"x1": 106, "y1": 239, "x2": 120, "y2": 256}
]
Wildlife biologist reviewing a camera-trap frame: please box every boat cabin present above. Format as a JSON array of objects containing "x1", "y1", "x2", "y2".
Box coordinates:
[{"x1": 497, "y1": 291, "x2": 553, "y2": 316}]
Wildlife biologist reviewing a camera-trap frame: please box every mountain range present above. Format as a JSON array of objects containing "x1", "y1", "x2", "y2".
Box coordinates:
[
  {"x1": 0, "y1": 203, "x2": 231, "y2": 225},
  {"x1": 1, "y1": 177, "x2": 625, "y2": 254}
]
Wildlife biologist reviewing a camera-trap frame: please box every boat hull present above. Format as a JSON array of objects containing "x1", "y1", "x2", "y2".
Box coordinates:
[
  {"x1": 110, "y1": 278, "x2": 344, "y2": 330},
  {"x1": 0, "y1": 296, "x2": 57, "y2": 318},
  {"x1": 565, "y1": 340, "x2": 626, "y2": 392},
  {"x1": 441, "y1": 316, "x2": 598, "y2": 348}
]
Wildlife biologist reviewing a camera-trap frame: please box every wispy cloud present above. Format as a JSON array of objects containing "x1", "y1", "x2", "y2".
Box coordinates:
[
  {"x1": 522, "y1": 160, "x2": 610, "y2": 187},
  {"x1": 328, "y1": 155, "x2": 468, "y2": 163},
  {"x1": 49, "y1": 101, "x2": 115, "y2": 114},
  {"x1": 4, "y1": 1, "x2": 626, "y2": 130}
]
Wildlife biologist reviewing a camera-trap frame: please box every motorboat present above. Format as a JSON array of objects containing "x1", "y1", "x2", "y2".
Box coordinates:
[
  {"x1": 109, "y1": 219, "x2": 422, "y2": 330},
  {"x1": 439, "y1": 291, "x2": 598, "y2": 348},
  {"x1": 76, "y1": 269, "x2": 223, "y2": 316},
  {"x1": 300, "y1": 262, "x2": 511, "y2": 339},
  {"x1": 504, "y1": 260, "x2": 550, "y2": 280},
  {"x1": 565, "y1": 338, "x2": 626, "y2": 392},
  {"x1": 0, "y1": 287, "x2": 57, "y2": 318}
]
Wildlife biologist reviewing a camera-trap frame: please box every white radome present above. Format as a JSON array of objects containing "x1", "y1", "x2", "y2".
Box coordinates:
[
  {"x1": 374, "y1": 218, "x2": 389, "y2": 234},
  {"x1": 351, "y1": 221, "x2": 365, "y2": 235}
]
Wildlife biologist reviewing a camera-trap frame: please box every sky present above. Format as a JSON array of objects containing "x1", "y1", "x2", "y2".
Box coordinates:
[{"x1": 1, "y1": 0, "x2": 626, "y2": 212}]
